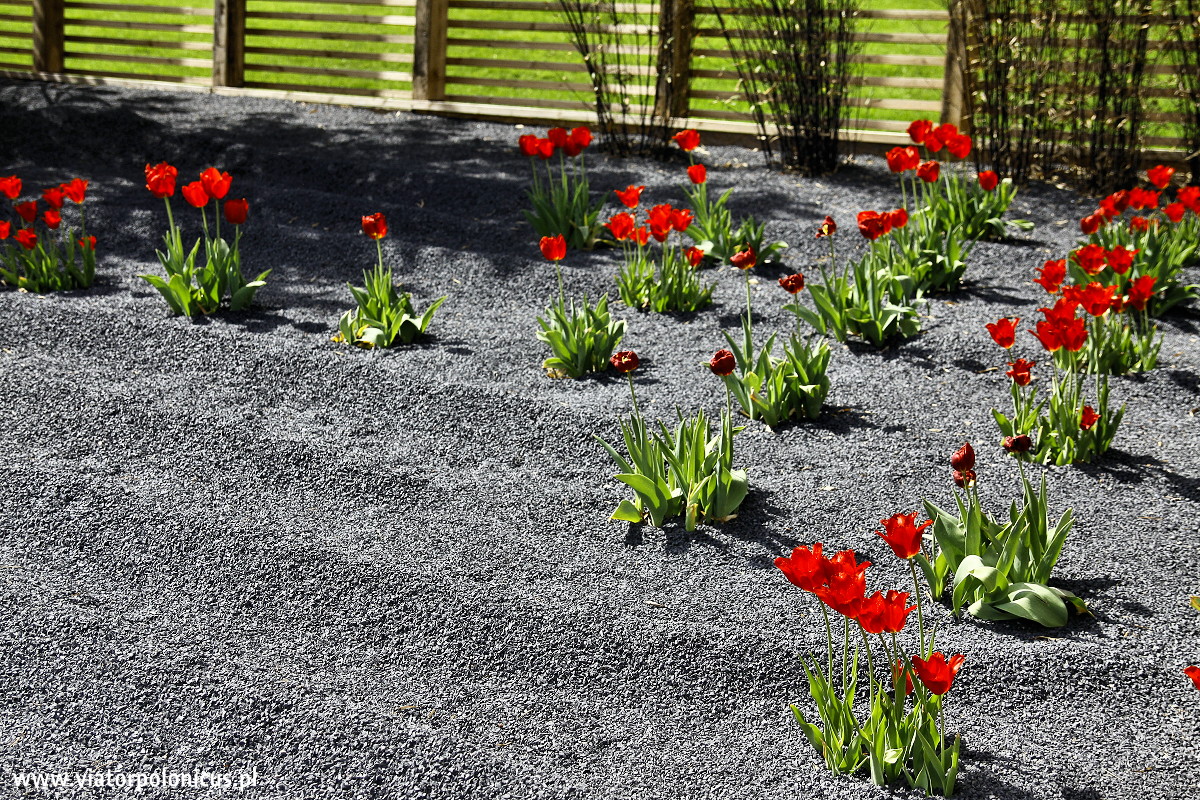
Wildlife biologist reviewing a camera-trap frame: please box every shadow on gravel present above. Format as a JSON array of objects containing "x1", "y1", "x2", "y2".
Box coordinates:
[
  {"x1": 956, "y1": 748, "x2": 1042, "y2": 800},
  {"x1": 1074, "y1": 449, "x2": 1198, "y2": 499},
  {"x1": 964, "y1": 282, "x2": 1029, "y2": 307}
]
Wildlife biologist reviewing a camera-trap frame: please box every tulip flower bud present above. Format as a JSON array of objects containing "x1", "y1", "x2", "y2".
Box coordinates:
[
  {"x1": 709, "y1": 349, "x2": 735, "y2": 377},
  {"x1": 950, "y1": 442, "x2": 975, "y2": 472},
  {"x1": 1002, "y1": 435, "x2": 1033, "y2": 454}
]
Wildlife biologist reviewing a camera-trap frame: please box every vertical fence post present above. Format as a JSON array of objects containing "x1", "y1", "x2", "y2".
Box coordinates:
[
  {"x1": 32, "y1": 0, "x2": 65, "y2": 74},
  {"x1": 656, "y1": 0, "x2": 694, "y2": 121},
  {"x1": 941, "y1": 0, "x2": 968, "y2": 130},
  {"x1": 413, "y1": 0, "x2": 448, "y2": 102},
  {"x1": 213, "y1": 0, "x2": 246, "y2": 87}
]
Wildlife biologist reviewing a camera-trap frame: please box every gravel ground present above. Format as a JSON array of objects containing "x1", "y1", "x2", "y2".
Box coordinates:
[{"x1": 0, "y1": 81, "x2": 1197, "y2": 800}]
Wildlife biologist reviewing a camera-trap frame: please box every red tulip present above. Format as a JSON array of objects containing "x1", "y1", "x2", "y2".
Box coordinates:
[
  {"x1": 613, "y1": 185, "x2": 644, "y2": 209},
  {"x1": 1129, "y1": 187, "x2": 1160, "y2": 211},
  {"x1": 911, "y1": 652, "x2": 965, "y2": 696},
  {"x1": 670, "y1": 208, "x2": 694, "y2": 233},
  {"x1": 518, "y1": 134, "x2": 540, "y2": 157},
  {"x1": 610, "y1": 350, "x2": 639, "y2": 373},
  {"x1": 648, "y1": 204, "x2": 674, "y2": 242},
  {"x1": 886, "y1": 146, "x2": 920, "y2": 173},
  {"x1": 1179, "y1": 186, "x2": 1200, "y2": 213},
  {"x1": 774, "y1": 542, "x2": 825, "y2": 594},
  {"x1": 729, "y1": 245, "x2": 756, "y2": 270},
  {"x1": 778, "y1": 273, "x2": 805, "y2": 294},
  {"x1": 923, "y1": 127, "x2": 945, "y2": 153},
  {"x1": 199, "y1": 167, "x2": 232, "y2": 200},
  {"x1": 181, "y1": 181, "x2": 209, "y2": 209},
  {"x1": 1146, "y1": 164, "x2": 1175, "y2": 189},
  {"x1": 1080, "y1": 212, "x2": 1103, "y2": 235},
  {"x1": 857, "y1": 210, "x2": 890, "y2": 240},
  {"x1": 684, "y1": 246, "x2": 705, "y2": 267},
  {"x1": 1125, "y1": 275, "x2": 1156, "y2": 311},
  {"x1": 546, "y1": 127, "x2": 570, "y2": 149},
  {"x1": 1185, "y1": 666, "x2": 1200, "y2": 691},
  {"x1": 876, "y1": 511, "x2": 930, "y2": 560},
  {"x1": 1002, "y1": 434, "x2": 1033, "y2": 454},
  {"x1": 0, "y1": 220, "x2": 8, "y2": 239},
  {"x1": 61, "y1": 178, "x2": 88, "y2": 204},
  {"x1": 814, "y1": 549, "x2": 870, "y2": 619},
  {"x1": 42, "y1": 209, "x2": 61, "y2": 229},
  {"x1": 14, "y1": 228, "x2": 37, "y2": 250},
  {"x1": 361, "y1": 212, "x2": 387, "y2": 240},
  {"x1": 1006, "y1": 359, "x2": 1035, "y2": 386},
  {"x1": 815, "y1": 215, "x2": 837, "y2": 238},
  {"x1": 950, "y1": 442, "x2": 975, "y2": 471},
  {"x1": 986, "y1": 317, "x2": 1019, "y2": 349},
  {"x1": 687, "y1": 164, "x2": 707, "y2": 185},
  {"x1": 224, "y1": 198, "x2": 249, "y2": 225},
  {"x1": 1105, "y1": 246, "x2": 1137, "y2": 275},
  {"x1": 535, "y1": 138, "x2": 556, "y2": 159},
  {"x1": 978, "y1": 170, "x2": 999, "y2": 191},
  {"x1": 631, "y1": 226, "x2": 650, "y2": 246},
  {"x1": 41, "y1": 186, "x2": 65, "y2": 209},
  {"x1": 0, "y1": 174, "x2": 21, "y2": 200},
  {"x1": 916, "y1": 160, "x2": 940, "y2": 183},
  {"x1": 945, "y1": 133, "x2": 972, "y2": 160},
  {"x1": 934, "y1": 122, "x2": 958, "y2": 140},
  {"x1": 1073, "y1": 282, "x2": 1117, "y2": 317},
  {"x1": 565, "y1": 126, "x2": 592, "y2": 156},
  {"x1": 907, "y1": 119, "x2": 934, "y2": 146},
  {"x1": 144, "y1": 162, "x2": 177, "y2": 198},
  {"x1": 1072, "y1": 244, "x2": 1108, "y2": 276},
  {"x1": 672, "y1": 129, "x2": 700, "y2": 152},
  {"x1": 605, "y1": 212, "x2": 635, "y2": 241},
  {"x1": 1129, "y1": 216, "x2": 1150, "y2": 233},
  {"x1": 78, "y1": 235, "x2": 96, "y2": 251},
  {"x1": 15, "y1": 201, "x2": 37, "y2": 223},
  {"x1": 709, "y1": 348, "x2": 736, "y2": 377},
  {"x1": 1080, "y1": 405, "x2": 1100, "y2": 431},
  {"x1": 539, "y1": 234, "x2": 567, "y2": 261},
  {"x1": 1164, "y1": 202, "x2": 1185, "y2": 224},
  {"x1": 887, "y1": 207, "x2": 909, "y2": 230},
  {"x1": 1033, "y1": 259, "x2": 1066, "y2": 294},
  {"x1": 858, "y1": 590, "x2": 915, "y2": 635}
]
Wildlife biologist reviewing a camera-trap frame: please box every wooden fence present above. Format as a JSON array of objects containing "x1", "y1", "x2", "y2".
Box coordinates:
[{"x1": 0, "y1": 0, "x2": 1189, "y2": 157}]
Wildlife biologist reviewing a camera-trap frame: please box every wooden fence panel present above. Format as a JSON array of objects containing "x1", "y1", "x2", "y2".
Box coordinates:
[
  {"x1": 0, "y1": 0, "x2": 35, "y2": 70},
  {"x1": 242, "y1": 0, "x2": 415, "y2": 99},
  {"x1": 59, "y1": 0, "x2": 213, "y2": 84}
]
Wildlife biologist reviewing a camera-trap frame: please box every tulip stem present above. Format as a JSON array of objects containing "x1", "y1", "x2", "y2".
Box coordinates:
[
  {"x1": 821, "y1": 604, "x2": 834, "y2": 682},
  {"x1": 909, "y1": 558, "x2": 928, "y2": 657},
  {"x1": 743, "y1": 269, "x2": 753, "y2": 343},
  {"x1": 626, "y1": 373, "x2": 641, "y2": 420},
  {"x1": 858, "y1": 626, "x2": 877, "y2": 703},
  {"x1": 375, "y1": 239, "x2": 385, "y2": 274}
]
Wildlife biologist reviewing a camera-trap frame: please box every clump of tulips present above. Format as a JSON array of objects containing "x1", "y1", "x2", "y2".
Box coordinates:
[
  {"x1": 595, "y1": 350, "x2": 748, "y2": 530},
  {"x1": 711, "y1": 244, "x2": 831, "y2": 425},
  {"x1": 786, "y1": 214, "x2": 922, "y2": 348},
  {"x1": 919, "y1": 443, "x2": 1084, "y2": 628},
  {"x1": 988, "y1": 297, "x2": 1124, "y2": 465},
  {"x1": 519, "y1": 126, "x2": 604, "y2": 251},
  {"x1": 534, "y1": 233, "x2": 627, "y2": 378},
  {"x1": 334, "y1": 212, "x2": 446, "y2": 348},
  {"x1": 138, "y1": 163, "x2": 267, "y2": 316},
  {"x1": 776, "y1": 513, "x2": 965, "y2": 795},
  {"x1": 672, "y1": 129, "x2": 786, "y2": 265},
  {"x1": 606, "y1": 188, "x2": 714, "y2": 312},
  {"x1": 0, "y1": 174, "x2": 96, "y2": 292},
  {"x1": 1076, "y1": 164, "x2": 1199, "y2": 316}
]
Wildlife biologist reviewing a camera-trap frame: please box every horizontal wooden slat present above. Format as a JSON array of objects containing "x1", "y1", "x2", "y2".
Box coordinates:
[
  {"x1": 0, "y1": 33, "x2": 33, "y2": 43},
  {"x1": 444, "y1": 92, "x2": 593, "y2": 111},
  {"x1": 70, "y1": 34, "x2": 211, "y2": 50},
  {"x1": 690, "y1": 67, "x2": 943, "y2": 90},
  {"x1": 0, "y1": 45, "x2": 28, "y2": 55},
  {"x1": 241, "y1": 79, "x2": 411, "y2": 98},
  {"x1": 65, "y1": 50, "x2": 211, "y2": 68},
  {"x1": 694, "y1": 5, "x2": 948, "y2": 21},
  {"x1": 700, "y1": 28, "x2": 945, "y2": 45},
  {"x1": 67, "y1": 2, "x2": 211, "y2": 15},
  {"x1": 0, "y1": 12, "x2": 30, "y2": 22},
  {"x1": 244, "y1": 61, "x2": 411, "y2": 81},
  {"x1": 451, "y1": 0, "x2": 656, "y2": 9},
  {"x1": 63, "y1": 67, "x2": 211, "y2": 84},
  {"x1": 245, "y1": 45, "x2": 413, "y2": 63},
  {"x1": 245, "y1": 27, "x2": 413, "y2": 44},
  {"x1": 251, "y1": 0, "x2": 414, "y2": 5},
  {"x1": 448, "y1": 18, "x2": 655, "y2": 35},
  {"x1": 445, "y1": 74, "x2": 600, "y2": 93},
  {"x1": 0, "y1": 61, "x2": 31, "y2": 69},
  {"x1": 63, "y1": 18, "x2": 213, "y2": 33},
  {"x1": 245, "y1": 10, "x2": 414, "y2": 25},
  {"x1": 446, "y1": 56, "x2": 586, "y2": 72}
]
